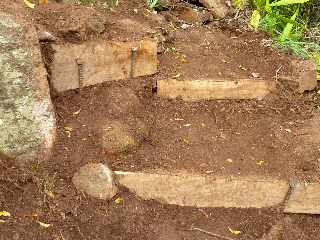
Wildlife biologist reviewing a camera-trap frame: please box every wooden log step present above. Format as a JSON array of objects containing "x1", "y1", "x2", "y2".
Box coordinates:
[
  {"x1": 157, "y1": 78, "x2": 276, "y2": 101},
  {"x1": 50, "y1": 39, "x2": 157, "y2": 93}
]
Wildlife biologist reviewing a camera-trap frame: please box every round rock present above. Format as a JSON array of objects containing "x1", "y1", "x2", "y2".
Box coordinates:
[
  {"x1": 72, "y1": 163, "x2": 118, "y2": 200},
  {"x1": 101, "y1": 121, "x2": 138, "y2": 154},
  {"x1": 100, "y1": 119, "x2": 149, "y2": 154}
]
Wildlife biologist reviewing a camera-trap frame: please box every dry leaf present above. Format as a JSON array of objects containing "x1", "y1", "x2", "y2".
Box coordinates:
[
  {"x1": 38, "y1": 221, "x2": 51, "y2": 228},
  {"x1": 23, "y1": 0, "x2": 35, "y2": 8},
  {"x1": 256, "y1": 160, "x2": 264, "y2": 166},
  {"x1": 228, "y1": 227, "x2": 242, "y2": 235},
  {"x1": 182, "y1": 138, "x2": 189, "y2": 145},
  {"x1": 0, "y1": 220, "x2": 5, "y2": 223},
  {"x1": 0, "y1": 211, "x2": 11, "y2": 217},
  {"x1": 114, "y1": 196, "x2": 123, "y2": 204},
  {"x1": 72, "y1": 109, "x2": 81, "y2": 115},
  {"x1": 45, "y1": 190, "x2": 54, "y2": 199},
  {"x1": 226, "y1": 158, "x2": 233, "y2": 163},
  {"x1": 64, "y1": 127, "x2": 73, "y2": 131},
  {"x1": 183, "y1": 124, "x2": 192, "y2": 127}
]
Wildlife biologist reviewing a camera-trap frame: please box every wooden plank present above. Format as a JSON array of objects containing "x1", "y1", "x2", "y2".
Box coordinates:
[
  {"x1": 157, "y1": 78, "x2": 275, "y2": 101},
  {"x1": 116, "y1": 171, "x2": 289, "y2": 208},
  {"x1": 50, "y1": 40, "x2": 157, "y2": 93},
  {"x1": 284, "y1": 183, "x2": 320, "y2": 214}
]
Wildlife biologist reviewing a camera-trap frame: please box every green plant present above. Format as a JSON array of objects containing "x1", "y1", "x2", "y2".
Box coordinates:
[
  {"x1": 250, "y1": 0, "x2": 310, "y2": 41},
  {"x1": 248, "y1": 0, "x2": 320, "y2": 78},
  {"x1": 233, "y1": 0, "x2": 249, "y2": 9},
  {"x1": 146, "y1": 0, "x2": 169, "y2": 10},
  {"x1": 313, "y1": 53, "x2": 320, "y2": 79},
  {"x1": 147, "y1": 0, "x2": 160, "y2": 9}
]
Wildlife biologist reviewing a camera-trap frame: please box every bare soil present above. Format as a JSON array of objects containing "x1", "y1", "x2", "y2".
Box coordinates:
[{"x1": 1, "y1": 0, "x2": 320, "y2": 239}]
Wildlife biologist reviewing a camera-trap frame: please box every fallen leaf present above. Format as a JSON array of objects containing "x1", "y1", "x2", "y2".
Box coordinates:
[
  {"x1": 180, "y1": 55, "x2": 188, "y2": 63},
  {"x1": 45, "y1": 190, "x2": 54, "y2": 199},
  {"x1": 72, "y1": 109, "x2": 81, "y2": 115},
  {"x1": 23, "y1": 0, "x2": 35, "y2": 8},
  {"x1": 182, "y1": 138, "x2": 189, "y2": 145},
  {"x1": 226, "y1": 158, "x2": 233, "y2": 163},
  {"x1": 114, "y1": 196, "x2": 124, "y2": 205},
  {"x1": 38, "y1": 221, "x2": 51, "y2": 228},
  {"x1": 183, "y1": 124, "x2": 192, "y2": 127},
  {"x1": 173, "y1": 73, "x2": 181, "y2": 78},
  {"x1": 64, "y1": 127, "x2": 73, "y2": 138},
  {"x1": 228, "y1": 227, "x2": 242, "y2": 235},
  {"x1": 285, "y1": 129, "x2": 292, "y2": 133},
  {"x1": 0, "y1": 220, "x2": 5, "y2": 223},
  {"x1": 256, "y1": 160, "x2": 264, "y2": 166},
  {"x1": 174, "y1": 118, "x2": 184, "y2": 121},
  {"x1": 0, "y1": 211, "x2": 11, "y2": 217},
  {"x1": 64, "y1": 127, "x2": 73, "y2": 132}
]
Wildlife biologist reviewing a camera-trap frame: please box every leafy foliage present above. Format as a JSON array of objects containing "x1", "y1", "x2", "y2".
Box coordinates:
[
  {"x1": 248, "y1": 0, "x2": 320, "y2": 78},
  {"x1": 147, "y1": 0, "x2": 159, "y2": 9},
  {"x1": 233, "y1": 0, "x2": 249, "y2": 9}
]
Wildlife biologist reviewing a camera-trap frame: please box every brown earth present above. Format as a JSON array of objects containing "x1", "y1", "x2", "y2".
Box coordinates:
[{"x1": 1, "y1": 0, "x2": 320, "y2": 239}]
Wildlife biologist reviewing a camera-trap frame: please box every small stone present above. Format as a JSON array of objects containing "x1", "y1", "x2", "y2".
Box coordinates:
[
  {"x1": 199, "y1": 0, "x2": 229, "y2": 19},
  {"x1": 291, "y1": 59, "x2": 317, "y2": 93},
  {"x1": 175, "y1": 6, "x2": 211, "y2": 24},
  {"x1": 72, "y1": 163, "x2": 118, "y2": 200},
  {"x1": 38, "y1": 31, "x2": 57, "y2": 42}
]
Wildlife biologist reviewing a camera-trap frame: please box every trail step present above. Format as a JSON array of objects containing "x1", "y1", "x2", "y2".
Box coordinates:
[
  {"x1": 157, "y1": 78, "x2": 276, "y2": 101},
  {"x1": 115, "y1": 171, "x2": 289, "y2": 208},
  {"x1": 50, "y1": 39, "x2": 157, "y2": 93},
  {"x1": 284, "y1": 183, "x2": 320, "y2": 214}
]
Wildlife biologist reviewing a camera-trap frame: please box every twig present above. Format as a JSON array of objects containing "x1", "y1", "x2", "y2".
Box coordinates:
[
  {"x1": 275, "y1": 65, "x2": 282, "y2": 83},
  {"x1": 181, "y1": 227, "x2": 235, "y2": 240}
]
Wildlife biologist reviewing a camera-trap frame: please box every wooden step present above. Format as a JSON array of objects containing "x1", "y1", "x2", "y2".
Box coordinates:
[
  {"x1": 157, "y1": 78, "x2": 276, "y2": 101},
  {"x1": 50, "y1": 39, "x2": 157, "y2": 93},
  {"x1": 115, "y1": 171, "x2": 289, "y2": 209}
]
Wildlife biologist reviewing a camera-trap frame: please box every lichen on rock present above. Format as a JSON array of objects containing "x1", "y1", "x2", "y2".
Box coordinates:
[{"x1": 0, "y1": 12, "x2": 55, "y2": 163}]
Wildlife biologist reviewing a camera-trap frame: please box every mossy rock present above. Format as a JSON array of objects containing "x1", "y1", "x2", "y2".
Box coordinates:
[{"x1": 100, "y1": 119, "x2": 149, "y2": 154}]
